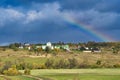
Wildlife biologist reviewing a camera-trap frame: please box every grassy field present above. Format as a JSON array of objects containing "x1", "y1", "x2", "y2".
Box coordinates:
[
  {"x1": 0, "y1": 49, "x2": 120, "y2": 65},
  {"x1": 0, "y1": 49, "x2": 120, "y2": 80},
  {"x1": 0, "y1": 77, "x2": 6, "y2": 80},
  {"x1": 25, "y1": 69, "x2": 120, "y2": 80},
  {"x1": 7, "y1": 76, "x2": 36, "y2": 80},
  {"x1": 0, "y1": 75, "x2": 36, "y2": 80}
]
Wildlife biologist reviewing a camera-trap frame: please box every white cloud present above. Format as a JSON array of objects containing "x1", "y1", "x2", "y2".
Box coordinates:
[
  {"x1": 0, "y1": 1, "x2": 120, "y2": 43},
  {"x1": 25, "y1": 10, "x2": 42, "y2": 24},
  {"x1": 24, "y1": 2, "x2": 61, "y2": 24},
  {"x1": 0, "y1": 8, "x2": 24, "y2": 27},
  {"x1": 0, "y1": 2, "x2": 120, "y2": 31}
]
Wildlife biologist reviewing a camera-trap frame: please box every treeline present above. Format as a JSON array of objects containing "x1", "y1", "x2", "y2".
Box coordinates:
[
  {"x1": 6, "y1": 41, "x2": 120, "y2": 54},
  {"x1": 7, "y1": 41, "x2": 120, "y2": 48}
]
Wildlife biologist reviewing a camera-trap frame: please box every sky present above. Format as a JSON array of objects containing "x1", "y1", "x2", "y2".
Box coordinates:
[{"x1": 0, "y1": 0, "x2": 120, "y2": 45}]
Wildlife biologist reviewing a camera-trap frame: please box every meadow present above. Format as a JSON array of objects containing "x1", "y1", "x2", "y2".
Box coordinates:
[
  {"x1": 0, "y1": 47, "x2": 120, "y2": 80},
  {"x1": 0, "y1": 75, "x2": 36, "y2": 80},
  {"x1": 0, "y1": 69, "x2": 119, "y2": 80},
  {"x1": 21, "y1": 69, "x2": 120, "y2": 80}
]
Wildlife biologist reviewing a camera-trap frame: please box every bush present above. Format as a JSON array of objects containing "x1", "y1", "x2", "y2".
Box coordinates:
[
  {"x1": 1, "y1": 61, "x2": 12, "y2": 73},
  {"x1": 45, "y1": 46, "x2": 51, "y2": 53},
  {"x1": 24, "y1": 69, "x2": 31, "y2": 75},
  {"x1": 68, "y1": 58, "x2": 78, "y2": 68},
  {"x1": 2, "y1": 48, "x2": 6, "y2": 51},
  {"x1": 45, "y1": 59, "x2": 54, "y2": 69},
  {"x1": 39, "y1": 64, "x2": 47, "y2": 69},
  {"x1": 96, "y1": 60, "x2": 102, "y2": 65},
  {"x1": 53, "y1": 59, "x2": 68, "y2": 69},
  {"x1": 78, "y1": 63, "x2": 89, "y2": 68},
  {"x1": 3, "y1": 65, "x2": 20, "y2": 76},
  {"x1": 13, "y1": 47, "x2": 18, "y2": 51},
  {"x1": 113, "y1": 64, "x2": 120, "y2": 68}
]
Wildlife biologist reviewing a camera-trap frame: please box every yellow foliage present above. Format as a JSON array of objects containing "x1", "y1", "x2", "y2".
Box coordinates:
[{"x1": 3, "y1": 65, "x2": 20, "y2": 76}]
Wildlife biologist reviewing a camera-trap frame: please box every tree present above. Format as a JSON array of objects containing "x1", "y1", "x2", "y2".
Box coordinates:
[
  {"x1": 112, "y1": 46, "x2": 120, "y2": 54},
  {"x1": 79, "y1": 46, "x2": 86, "y2": 51},
  {"x1": 9, "y1": 43, "x2": 19, "y2": 51},
  {"x1": 45, "y1": 46, "x2": 51, "y2": 53}
]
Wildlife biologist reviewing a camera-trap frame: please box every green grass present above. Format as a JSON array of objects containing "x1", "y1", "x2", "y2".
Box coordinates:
[
  {"x1": 43, "y1": 74, "x2": 120, "y2": 80},
  {"x1": 1, "y1": 49, "x2": 120, "y2": 80},
  {"x1": 0, "y1": 56, "x2": 47, "y2": 64},
  {"x1": 0, "y1": 75, "x2": 37, "y2": 80},
  {"x1": 0, "y1": 75, "x2": 12, "y2": 80},
  {"x1": 0, "y1": 77, "x2": 6, "y2": 80},
  {"x1": 24, "y1": 57, "x2": 47, "y2": 64},
  {"x1": 26, "y1": 69, "x2": 120, "y2": 80},
  {"x1": 7, "y1": 75, "x2": 35, "y2": 80}
]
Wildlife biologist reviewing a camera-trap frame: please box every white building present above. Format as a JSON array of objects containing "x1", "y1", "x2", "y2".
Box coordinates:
[
  {"x1": 40, "y1": 42, "x2": 70, "y2": 51},
  {"x1": 41, "y1": 42, "x2": 54, "y2": 50},
  {"x1": 42, "y1": 45, "x2": 46, "y2": 50},
  {"x1": 19, "y1": 46, "x2": 24, "y2": 49},
  {"x1": 83, "y1": 51, "x2": 92, "y2": 53},
  {"x1": 46, "y1": 42, "x2": 52, "y2": 47}
]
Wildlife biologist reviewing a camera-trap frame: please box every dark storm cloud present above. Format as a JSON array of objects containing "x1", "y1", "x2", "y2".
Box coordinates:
[
  {"x1": 59, "y1": 0, "x2": 120, "y2": 13},
  {"x1": 1, "y1": 0, "x2": 120, "y2": 13},
  {"x1": 0, "y1": 0, "x2": 120, "y2": 44},
  {"x1": 95, "y1": 0, "x2": 120, "y2": 13},
  {"x1": 0, "y1": 0, "x2": 56, "y2": 7},
  {"x1": 58, "y1": 0, "x2": 100, "y2": 11},
  {"x1": 1, "y1": 0, "x2": 120, "y2": 14}
]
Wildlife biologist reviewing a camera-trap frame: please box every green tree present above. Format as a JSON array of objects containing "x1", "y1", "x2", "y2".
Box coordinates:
[
  {"x1": 45, "y1": 46, "x2": 51, "y2": 53},
  {"x1": 112, "y1": 46, "x2": 120, "y2": 54}
]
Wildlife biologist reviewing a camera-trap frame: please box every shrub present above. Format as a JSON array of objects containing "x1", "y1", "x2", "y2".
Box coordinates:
[
  {"x1": 24, "y1": 69, "x2": 31, "y2": 75},
  {"x1": 2, "y1": 48, "x2": 6, "y2": 51},
  {"x1": 1, "y1": 61, "x2": 12, "y2": 73},
  {"x1": 96, "y1": 60, "x2": 102, "y2": 65},
  {"x1": 13, "y1": 47, "x2": 19, "y2": 51},
  {"x1": 53, "y1": 59, "x2": 65, "y2": 69},
  {"x1": 45, "y1": 46, "x2": 51, "y2": 53},
  {"x1": 68, "y1": 58, "x2": 78, "y2": 68},
  {"x1": 3, "y1": 65, "x2": 20, "y2": 76},
  {"x1": 78, "y1": 63, "x2": 89, "y2": 68},
  {"x1": 113, "y1": 64, "x2": 120, "y2": 68},
  {"x1": 45, "y1": 59, "x2": 54, "y2": 68},
  {"x1": 39, "y1": 64, "x2": 47, "y2": 69}
]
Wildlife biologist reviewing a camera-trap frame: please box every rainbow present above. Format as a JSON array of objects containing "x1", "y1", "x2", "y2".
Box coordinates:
[{"x1": 63, "y1": 14, "x2": 114, "y2": 42}]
